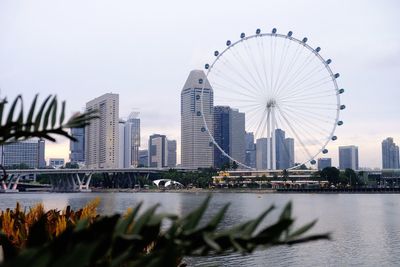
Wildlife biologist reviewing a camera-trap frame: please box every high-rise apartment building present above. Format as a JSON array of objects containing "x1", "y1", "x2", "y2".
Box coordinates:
[
  {"x1": 138, "y1": 149, "x2": 148, "y2": 167},
  {"x1": 339, "y1": 145, "x2": 359, "y2": 170},
  {"x1": 382, "y1": 137, "x2": 399, "y2": 169},
  {"x1": 318, "y1": 158, "x2": 332, "y2": 170},
  {"x1": 181, "y1": 70, "x2": 214, "y2": 169},
  {"x1": 69, "y1": 127, "x2": 85, "y2": 164},
  {"x1": 0, "y1": 138, "x2": 46, "y2": 168},
  {"x1": 85, "y1": 93, "x2": 119, "y2": 168}
]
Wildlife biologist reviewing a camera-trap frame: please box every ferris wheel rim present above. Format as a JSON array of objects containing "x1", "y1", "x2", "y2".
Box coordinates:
[{"x1": 200, "y1": 30, "x2": 343, "y2": 170}]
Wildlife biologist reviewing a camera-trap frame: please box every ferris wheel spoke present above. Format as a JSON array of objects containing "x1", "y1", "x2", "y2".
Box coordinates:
[
  {"x1": 272, "y1": 37, "x2": 291, "y2": 97},
  {"x1": 243, "y1": 41, "x2": 269, "y2": 95},
  {"x1": 254, "y1": 107, "x2": 269, "y2": 139},
  {"x1": 283, "y1": 77, "x2": 333, "y2": 98},
  {"x1": 278, "y1": 106, "x2": 333, "y2": 138},
  {"x1": 275, "y1": 106, "x2": 314, "y2": 160},
  {"x1": 279, "y1": 105, "x2": 337, "y2": 123},
  {"x1": 277, "y1": 107, "x2": 326, "y2": 150},
  {"x1": 275, "y1": 48, "x2": 316, "y2": 98},
  {"x1": 282, "y1": 103, "x2": 337, "y2": 111},
  {"x1": 257, "y1": 38, "x2": 272, "y2": 94},
  {"x1": 216, "y1": 58, "x2": 264, "y2": 98},
  {"x1": 231, "y1": 45, "x2": 266, "y2": 95},
  {"x1": 279, "y1": 88, "x2": 336, "y2": 102},
  {"x1": 273, "y1": 43, "x2": 306, "y2": 97},
  {"x1": 213, "y1": 82, "x2": 263, "y2": 102},
  {"x1": 279, "y1": 65, "x2": 328, "y2": 98}
]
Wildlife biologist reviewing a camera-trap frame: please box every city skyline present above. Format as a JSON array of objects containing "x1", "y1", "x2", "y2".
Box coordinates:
[{"x1": 0, "y1": 1, "x2": 399, "y2": 168}]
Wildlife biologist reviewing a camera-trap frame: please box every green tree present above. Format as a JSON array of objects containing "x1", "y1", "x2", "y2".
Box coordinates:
[
  {"x1": 344, "y1": 168, "x2": 357, "y2": 187},
  {"x1": 320, "y1": 167, "x2": 340, "y2": 185},
  {"x1": 65, "y1": 162, "x2": 79, "y2": 169}
]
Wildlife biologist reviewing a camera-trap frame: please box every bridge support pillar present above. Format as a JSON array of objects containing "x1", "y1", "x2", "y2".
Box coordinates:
[{"x1": 0, "y1": 174, "x2": 19, "y2": 193}]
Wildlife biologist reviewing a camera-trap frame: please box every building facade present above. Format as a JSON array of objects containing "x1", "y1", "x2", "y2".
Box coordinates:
[
  {"x1": 49, "y1": 158, "x2": 65, "y2": 168},
  {"x1": 256, "y1": 138, "x2": 269, "y2": 170},
  {"x1": 138, "y1": 149, "x2": 148, "y2": 167},
  {"x1": 118, "y1": 120, "x2": 126, "y2": 168},
  {"x1": 125, "y1": 112, "x2": 140, "y2": 167},
  {"x1": 318, "y1": 158, "x2": 332, "y2": 170},
  {"x1": 245, "y1": 132, "x2": 256, "y2": 168},
  {"x1": 382, "y1": 137, "x2": 399, "y2": 169},
  {"x1": 85, "y1": 93, "x2": 119, "y2": 168},
  {"x1": 148, "y1": 134, "x2": 167, "y2": 168},
  {"x1": 69, "y1": 127, "x2": 85, "y2": 164},
  {"x1": 167, "y1": 140, "x2": 177, "y2": 168},
  {"x1": 181, "y1": 70, "x2": 214, "y2": 169},
  {"x1": 339, "y1": 145, "x2": 359, "y2": 170},
  {"x1": 0, "y1": 139, "x2": 46, "y2": 168}
]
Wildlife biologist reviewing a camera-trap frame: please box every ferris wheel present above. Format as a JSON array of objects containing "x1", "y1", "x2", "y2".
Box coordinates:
[{"x1": 200, "y1": 28, "x2": 345, "y2": 169}]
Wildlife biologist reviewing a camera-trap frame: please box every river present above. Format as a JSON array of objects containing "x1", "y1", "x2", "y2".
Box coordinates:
[{"x1": 0, "y1": 192, "x2": 399, "y2": 266}]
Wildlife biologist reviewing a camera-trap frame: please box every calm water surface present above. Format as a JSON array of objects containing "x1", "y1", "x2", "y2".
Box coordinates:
[{"x1": 0, "y1": 192, "x2": 399, "y2": 266}]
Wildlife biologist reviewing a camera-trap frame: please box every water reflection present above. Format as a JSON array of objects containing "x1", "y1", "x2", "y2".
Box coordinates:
[{"x1": 0, "y1": 192, "x2": 399, "y2": 266}]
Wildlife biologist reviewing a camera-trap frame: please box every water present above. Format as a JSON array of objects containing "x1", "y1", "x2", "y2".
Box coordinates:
[{"x1": 0, "y1": 192, "x2": 399, "y2": 266}]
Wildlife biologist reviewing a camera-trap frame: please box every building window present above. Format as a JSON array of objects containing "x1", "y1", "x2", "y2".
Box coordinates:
[
  {"x1": 197, "y1": 111, "x2": 201, "y2": 116},
  {"x1": 196, "y1": 95, "x2": 200, "y2": 100},
  {"x1": 201, "y1": 127, "x2": 206, "y2": 132}
]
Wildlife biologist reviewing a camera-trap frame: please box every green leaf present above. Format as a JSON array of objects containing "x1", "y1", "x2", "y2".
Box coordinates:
[
  {"x1": 131, "y1": 204, "x2": 159, "y2": 235},
  {"x1": 25, "y1": 94, "x2": 38, "y2": 131},
  {"x1": 42, "y1": 96, "x2": 57, "y2": 130},
  {"x1": 181, "y1": 195, "x2": 211, "y2": 232},
  {"x1": 51, "y1": 97, "x2": 58, "y2": 128},
  {"x1": 5, "y1": 95, "x2": 22, "y2": 125},
  {"x1": 114, "y1": 202, "x2": 142, "y2": 235},
  {"x1": 242, "y1": 205, "x2": 275, "y2": 236},
  {"x1": 34, "y1": 95, "x2": 52, "y2": 131},
  {"x1": 287, "y1": 220, "x2": 317, "y2": 240},
  {"x1": 59, "y1": 100, "x2": 66, "y2": 125}
]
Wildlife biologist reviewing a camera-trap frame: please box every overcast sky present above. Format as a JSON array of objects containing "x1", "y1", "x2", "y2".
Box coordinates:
[{"x1": 0, "y1": 0, "x2": 399, "y2": 168}]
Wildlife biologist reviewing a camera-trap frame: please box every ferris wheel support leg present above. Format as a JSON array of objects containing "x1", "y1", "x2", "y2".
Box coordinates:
[
  {"x1": 271, "y1": 107, "x2": 277, "y2": 170},
  {"x1": 267, "y1": 108, "x2": 271, "y2": 170}
]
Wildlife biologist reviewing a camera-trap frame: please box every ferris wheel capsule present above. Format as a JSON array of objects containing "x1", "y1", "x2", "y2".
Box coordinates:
[
  {"x1": 310, "y1": 160, "x2": 316, "y2": 165},
  {"x1": 339, "y1": 88, "x2": 344, "y2": 94},
  {"x1": 322, "y1": 149, "x2": 328, "y2": 154},
  {"x1": 337, "y1": 121, "x2": 343, "y2": 126},
  {"x1": 334, "y1": 73, "x2": 340, "y2": 78},
  {"x1": 272, "y1": 28, "x2": 277, "y2": 34},
  {"x1": 332, "y1": 136, "x2": 337, "y2": 141},
  {"x1": 256, "y1": 28, "x2": 261, "y2": 34},
  {"x1": 240, "y1": 32, "x2": 245, "y2": 38},
  {"x1": 287, "y1": 31, "x2": 293, "y2": 37},
  {"x1": 214, "y1": 51, "x2": 219, "y2": 56},
  {"x1": 326, "y1": 59, "x2": 332, "y2": 64},
  {"x1": 316, "y1": 47, "x2": 321, "y2": 52},
  {"x1": 226, "y1": 40, "x2": 231, "y2": 46},
  {"x1": 302, "y1": 37, "x2": 308, "y2": 43},
  {"x1": 340, "y1": 105, "x2": 346, "y2": 110},
  {"x1": 205, "y1": 63, "x2": 209, "y2": 69}
]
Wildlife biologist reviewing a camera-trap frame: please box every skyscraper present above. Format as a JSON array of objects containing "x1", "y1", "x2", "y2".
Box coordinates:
[
  {"x1": 148, "y1": 134, "x2": 167, "y2": 168},
  {"x1": 85, "y1": 93, "x2": 119, "y2": 168},
  {"x1": 245, "y1": 132, "x2": 256, "y2": 168},
  {"x1": 213, "y1": 106, "x2": 246, "y2": 168},
  {"x1": 255, "y1": 129, "x2": 294, "y2": 170},
  {"x1": 318, "y1": 158, "x2": 332, "y2": 170},
  {"x1": 181, "y1": 70, "x2": 214, "y2": 169},
  {"x1": 0, "y1": 138, "x2": 46, "y2": 168},
  {"x1": 167, "y1": 140, "x2": 177, "y2": 168},
  {"x1": 125, "y1": 112, "x2": 140, "y2": 167},
  {"x1": 382, "y1": 137, "x2": 399, "y2": 169},
  {"x1": 118, "y1": 119, "x2": 126, "y2": 168},
  {"x1": 339, "y1": 145, "x2": 359, "y2": 170},
  {"x1": 256, "y1": 138, "x2": 269, "y2": 170},
  {"x1": 69, "y1": 127, "x2": 85, "y2": 164},
  {"x1": 213, "y1": 106, "x2": 230, "y2": 168},
  {"x1": 229, "y1": 108, "x2": 246, "y2": 166}
]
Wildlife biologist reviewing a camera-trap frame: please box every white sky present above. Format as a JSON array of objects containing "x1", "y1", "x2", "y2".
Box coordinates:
[{"x1": 0, "y1": 0, "x2": 399, "y2": 168}]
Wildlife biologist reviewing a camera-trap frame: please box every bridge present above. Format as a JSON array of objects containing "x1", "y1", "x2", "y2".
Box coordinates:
[{"x1": 0, "y1": 167, "x2": 195, "y2": 193}]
